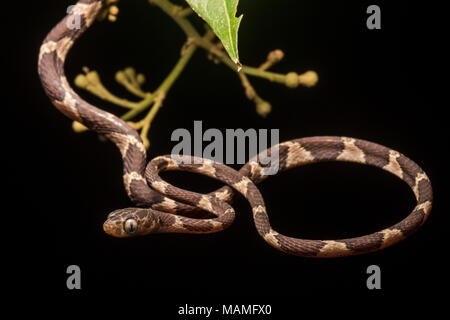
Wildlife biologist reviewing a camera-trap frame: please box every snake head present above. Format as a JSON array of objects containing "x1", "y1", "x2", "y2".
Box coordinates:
[{"x1": 103, "y1": 208, "x2": 160, "y2": 238}]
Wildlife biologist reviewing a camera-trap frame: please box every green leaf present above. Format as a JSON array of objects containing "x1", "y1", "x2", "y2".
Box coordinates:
[{"x1": 186, "y1": 0, "x2": 242, "y2": 66}]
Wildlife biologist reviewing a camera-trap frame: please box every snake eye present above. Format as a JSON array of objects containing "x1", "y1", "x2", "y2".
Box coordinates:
[{"x1": 124, "y1": 219, "x2": 138, "y2": 234}]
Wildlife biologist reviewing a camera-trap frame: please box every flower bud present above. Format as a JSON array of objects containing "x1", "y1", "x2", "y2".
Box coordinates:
[
  {"x1": 285, "y1": 72, "x2": 299, "y2": 88},
  {"x1": 72, "y1": 121, "x2": 88, "y2": 133},
  {"x1": 108, "y1": 14, "x2": 117, "y2": 22},
  {"x1": 115, "y1": 71, "x2": 126, "y2": 83},
  {"x1": 86, "y1": 71, "x2": 101, "y2": 84},
  {"x1": 109, "y1": 5, "x2": 119, "y2": 15},
  {"x1": 256, "y1": 101, "x2": 272, "y2": 118},
  {"x1": 74, "y1": 74, "x2": 88, "y2": 89},
  {"x1": 267, "y1": 49, "x2": 284, "y2": 63},
  {"x1": 298, "y1": 71, "x2": 319, "y2": 88},
  {"x1": 136, "y1": 74, "x2": 146, "y2": 85},
  {"x1": 124, "y1": 67, "x2": 136, "y2": 80}
]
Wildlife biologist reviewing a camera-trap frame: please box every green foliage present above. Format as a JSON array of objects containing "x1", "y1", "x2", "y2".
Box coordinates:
[
  {"x1": 73, "y1": 0, "x2": 318, "y2": 150},
  {"x1": 186, "y1": 0, "x2": 242, "y2": 66}
]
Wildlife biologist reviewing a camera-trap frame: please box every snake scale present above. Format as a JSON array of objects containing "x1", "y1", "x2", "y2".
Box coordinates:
[{"x1": 38, "y1": 0, "x2": 433, "y2": 257}]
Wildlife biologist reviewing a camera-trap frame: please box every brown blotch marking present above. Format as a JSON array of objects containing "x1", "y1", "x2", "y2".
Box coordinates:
[
  {"x1": 144, "y1": 219, "x2": 152, "y2": 228},
  {"x1": 301, "y1": 137, "x2": 344, "y2": 161},
  {"x1": 389, "y1": 208, "x2": 426, "y2": 237},
  {"x1": 417, "y1": 179, "x2": 433, "y2": 204},
  {"x1": 253, "y1": 211, "x2": 271, "y2": 235},
  {"x1": 188, "y1": 191, "x2": 204, "y2": 207},
  {"x1": 76, "y1": 109, "x2": 104, "y2": 133},
  {"x1": 181, "y1": 218, "x2": 214, "y2": 232},
  {"x1": 136, "y1": 210, "x2": 148, "y2": 220},
  {"x1": 153, "y1": 158, "x2": 169, "y2": 171},
  {"x1": 276, "y1": 236, "x2": 327, "y2": 257},
  {"x1": 274, "y1": 144, "x2": 290, "y2": 172},
  {"x1": 79, "y1": 106, "x2": 132, "y2": 136},
  {"x1": 209, "y1": 186, "x2": 236, "y2": 205},
  {"x1": 178, "y1": 161, "x2": 203, "y2": 171},
  {"x1": 256, "y1": 144, "x2": 282, "y2": 170},
  {"x1": 216, "y1": 209, "x2": 235, "y2": 225},
  {"x1": 75, "y1": 108, "x2": 99, "y2": 132},
  {"x1": 122, "y1": 143, "x2": 147, "y2": 174},
  {"x1": 214, "y1": 165, "x2": 242, "y2": 185},
  {"x1": 159, "y1": 213, "x2": 176, "y2": 228},
  {"x1": 239, "y1": 163, "x2": 252, "y2": 177},
  {"x1": 174, "y1": 204, "x2": 214, "y2": 219},
  {"x1": 396, "y1": 154, "x2": 419, "y2": 188},
  {"x1": 245, "y1": 184, "x2": 265, "y2": 208},
  {"x1": 354, "y1": 140, "x2": 390, "y2": 168},
  {"x1": 38, "y1": 53, "x2": 66, "y2": 101},
  {"x1": 165, "y1": 183, "x2": 203, "y2": 208},
  {"x1": 45, "y1": 13, "x2": 88, "y2": 43},
  {"x1": 54, "y1": 56, "x2": 67, "y2": 77},
  {"x1": 204, "y1": 197, "x2": 223, "y2": 213},
  {"x1": 161, "y1": 183, "x2": 176, "y2": 195},
  {"x1": 337, "y1": 233, "x2": 384, "y2": 252},
  {"x1": 129, "y1": 180, "x2": 165, "y2": 207}
]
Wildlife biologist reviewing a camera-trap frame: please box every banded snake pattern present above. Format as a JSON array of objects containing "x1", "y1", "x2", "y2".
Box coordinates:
[{"x1": 38, "y1": 0, "x2": 433, "y2": 257}]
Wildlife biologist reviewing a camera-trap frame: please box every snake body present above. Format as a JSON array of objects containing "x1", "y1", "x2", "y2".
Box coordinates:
[{"x1": 38, "y1": 0, "x2": 433, "y2": 257}]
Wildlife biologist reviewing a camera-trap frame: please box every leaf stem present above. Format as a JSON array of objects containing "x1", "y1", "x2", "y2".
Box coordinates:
[
  {"x1": 151, "y1": 0, "x2": 291, "y2": 84},
  {"x1": 74, "y1": 0, "x2": 317, "y2": 148}
]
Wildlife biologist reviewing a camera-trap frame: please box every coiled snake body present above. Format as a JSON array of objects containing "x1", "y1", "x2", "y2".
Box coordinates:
[{"x1": 38, "y1": 0, "x2": 433, "y2": 257}]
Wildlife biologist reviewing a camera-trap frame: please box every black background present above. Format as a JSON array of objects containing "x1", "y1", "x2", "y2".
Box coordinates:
[{"x1": 5, "y1": 0, "x2": 447, "y2": 314}]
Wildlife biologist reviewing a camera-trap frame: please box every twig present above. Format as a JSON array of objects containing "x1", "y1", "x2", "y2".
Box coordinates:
[
  {"x1": 74, "y1": 0, "x2": 318, "y2": 149},
  {"x1": 121, "y1": 43, "x2": 197, "y2": 121},
  {"x1": 238, "y1": 73, "x2": 272, "y2": 117}
]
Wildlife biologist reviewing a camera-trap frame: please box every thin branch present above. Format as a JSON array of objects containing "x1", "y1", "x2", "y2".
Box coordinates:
[
  {"x1": 151, "y1": 0, "x2": 299, "y2": 85},
  {"x1": 121, "y1": 43, "x2": 197, "y2": 121},
  {"x1": 238, "y1": 73, "x2": 272, "y2": 117},
  {"x1": 73, "y1": 0, "x2": 318, "y2": 148},
  {"x1": 74, "y1": 71, "x2": 141, "y2": 109}
]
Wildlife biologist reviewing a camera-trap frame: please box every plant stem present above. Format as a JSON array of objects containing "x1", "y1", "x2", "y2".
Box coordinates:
[
  {"x1": 90, "y1": 85, "x2": 139, "y2": 108},
  {"x1": 152, "y1": 0, "x2": 289, "y2": 84},
  {"x1": 119, "y1": 78, "x2": 149, "y2": 99},
  {"x1": 121, "y1": 43, "x2": 197, "y2": 121},
  {"x1": 140, "y1": 95, "x2": 164, "y2": 148},
  {"x1": 242, "y1": 66, "x2": 286, "y2": 84}
]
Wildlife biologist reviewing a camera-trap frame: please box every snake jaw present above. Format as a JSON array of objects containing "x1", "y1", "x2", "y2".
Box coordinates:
[
  {"x1": 103, "y1": 218, "x2": 124, "y2": 238},
  {"x1": 103, "y1": 208, "x2": 160, "y2": 238},
  {"x1": 103, "y1": 210, "x2": 127, "y2": 238}
]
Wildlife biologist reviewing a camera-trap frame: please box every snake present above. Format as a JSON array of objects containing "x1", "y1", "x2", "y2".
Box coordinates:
[{"x1": 38, "y1": 0, "x2": 433, "y2": 257}]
